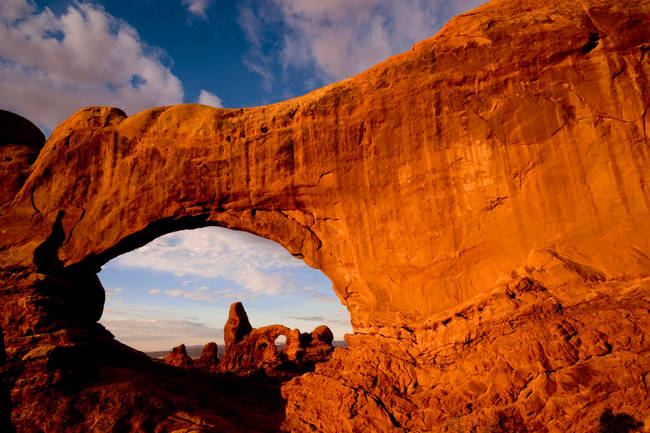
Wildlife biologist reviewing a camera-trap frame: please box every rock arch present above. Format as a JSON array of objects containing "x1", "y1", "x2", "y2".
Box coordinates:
[{"x1": 1, "y1": 0, "x2": 650, "y2": 431}]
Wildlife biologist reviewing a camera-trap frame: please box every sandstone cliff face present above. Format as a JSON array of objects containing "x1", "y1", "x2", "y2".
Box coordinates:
[{"x1": 0, "y1": 0, "x2": 649, "y2": 431}]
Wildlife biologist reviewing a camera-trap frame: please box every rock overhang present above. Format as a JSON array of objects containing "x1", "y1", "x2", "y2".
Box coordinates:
[{"x1": 0, "y1": 0, "x2": 648, "y2": 333}]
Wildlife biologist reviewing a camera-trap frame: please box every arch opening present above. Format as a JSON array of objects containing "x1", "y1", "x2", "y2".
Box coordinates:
[
  {"x1": 97, "y1": 226, "x2": 352, "y2": 357},
  {"x1": 274, "y1": 334, "x2": 287, "y2": 351}
]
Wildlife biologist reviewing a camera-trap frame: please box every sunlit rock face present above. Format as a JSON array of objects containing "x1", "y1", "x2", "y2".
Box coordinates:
[
  {"x1": 218, "y1": 302, "x2": 334, "y2": 375},
  {"x1": 224, "y1": 302, "x2": 254, "y2": 351},
  {"x1": 0, "y1": 0, "x2": 649, "y2": 431}
]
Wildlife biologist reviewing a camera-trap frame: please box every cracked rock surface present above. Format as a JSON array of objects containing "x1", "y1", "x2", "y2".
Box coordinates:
[{"x1": 1, "y1": 0, "x2": 649, "y2": 431}]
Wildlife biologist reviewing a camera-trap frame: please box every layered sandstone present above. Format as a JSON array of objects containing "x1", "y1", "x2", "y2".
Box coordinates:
[{"x1": 1, "y1": 0, "x2": 649, "y2": 431}]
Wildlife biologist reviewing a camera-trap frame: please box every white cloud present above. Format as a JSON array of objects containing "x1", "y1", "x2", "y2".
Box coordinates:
[
  {"x1": 239, "y1": 0, "x2": 485, "y2": 84},
  {"x1": 182, "y1": 0, "x2": 214, "y2": 19},
  {"x1": 237, "y1": 5, "x2": 274, "y2": 90},
  {"x1": 105, "y1": 286, "x2": 123, "y2": 295},
  {"x1": 115, "y1": 227, "x2": 306, "y2": 297},
  {"x1": 149, "y1": 289, "x2": 161, "y2": 294},
  {"x1": 161, "y1": 286, "x2": 253, "y2": 302},
  {"x1": 100, "y1": 318, "x2": 223, "y2": 351},
  {"x1": 310, "y1": 294, "x2": 341, "y2": 304},
  {"x1": 0, "y1": 0, "x2": 34, "y2": 20},
  {"x1": 0, "y1": 0, "x2": 183, "y2": 129},
  {"x1": 287, "y1": 314, "x2": 351, "y2": 327},
  {"x1": 197, "y1": 89, "x2": 223, "y2": 107}
]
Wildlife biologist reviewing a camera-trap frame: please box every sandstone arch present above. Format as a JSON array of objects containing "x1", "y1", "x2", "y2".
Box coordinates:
[
  {"x1": 4, "y1": 0, "x2": 650, "y2": 331},
  {"x1": 1, "y1": 0, "x2": 650, "y2": 431}
]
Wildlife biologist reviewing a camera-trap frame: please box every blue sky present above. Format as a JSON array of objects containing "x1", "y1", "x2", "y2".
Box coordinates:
[
  {"x1": 99, "y1": 227, "x2": 350, "y2": 351},
  {"x1": 1, "y1": 0, "x2": 484, "y2": 351}
]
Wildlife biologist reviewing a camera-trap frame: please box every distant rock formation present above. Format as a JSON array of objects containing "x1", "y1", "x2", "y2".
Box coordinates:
[
  {"x1": 223, "y1": 302, "x2": 253, "y2": 351},
  {"x1": 164, "y1": 341, "x2": 220, "y2": 371},
  {"x1": 194, "y1": 342, "x2": 219, "y2": 371},
  {"x1": 219, "y1": 302, "x2": 334, "y2": 375},
  {"x1": 161, "y1": 304, "x2": 334, "y2": 377},
  {"x1": 163, "y1": 344, "x2": 193, "y2": 368}
]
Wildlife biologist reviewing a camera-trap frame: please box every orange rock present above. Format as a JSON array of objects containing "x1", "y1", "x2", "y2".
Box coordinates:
[
  {"x1": 194, "y1": 342, "x2": 219, "y2": 371},
  {"x1": 164, "y1": 344, "x2": 193, "y2": 368},
  {"x1": 0, "y1": 0, "x2": 649, "y2": 431},
  {"x1": 224, "y1": 302, "x2": 253, "y2": 351},
  {"x1": 219, "y1": 303, "x2": 333, "y2": 375},
  {"x1": 311, "y1": 325, "x2": 333, "y2": 345}
]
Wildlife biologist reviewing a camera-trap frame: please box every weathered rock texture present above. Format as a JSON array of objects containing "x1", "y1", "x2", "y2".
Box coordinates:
[
  {"x1": 164, "y1": 344, "x2": 193, "y2": 368},
  {"x1": 1, "y1": 0, "x2": 649, "y2": 431},
  {"x1": 194, "y1": 342, "x2": 219, "y2": 371},
  {"x1": 224, "y1": 302, "x2": 254, "y2": 350},
  {"x1": 219, "y1": 303, "x2": 334, "y2": 375}
]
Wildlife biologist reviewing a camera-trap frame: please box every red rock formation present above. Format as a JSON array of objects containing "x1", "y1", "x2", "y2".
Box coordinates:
[
  {"x1": 164, "y1": 344, "x2": 193, "y2": 368},
  {"x1": 219, "y1": 303, "x2": 334, "y2": 376},
  {"x1": 224, "y1": 302, "x2": 253, "y2": 350},
  {"x1": 194, "y1": 342, "x2": 219, "y2": 371},
  {"x1": 0, "y1": 0, "x2": 649, "y2": 431},
  {"x1": 301, "y1": 325, "x2": 334, "y2": 362}
]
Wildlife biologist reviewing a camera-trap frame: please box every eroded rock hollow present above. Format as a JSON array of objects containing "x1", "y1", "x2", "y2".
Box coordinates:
[{"x1": 1, "y1": 0, "x2": 649, "y2": 431}]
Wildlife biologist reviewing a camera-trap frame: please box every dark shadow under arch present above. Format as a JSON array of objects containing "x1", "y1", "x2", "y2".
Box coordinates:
[{"x1": 0, "y1": 325, "x2": 14, "y2": 433}]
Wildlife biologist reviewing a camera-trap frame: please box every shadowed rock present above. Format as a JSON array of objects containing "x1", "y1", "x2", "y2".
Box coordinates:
[
  {"x1": 0, "y1": 325, "x2": 13, "y2": 433},
  {"x1": 598, "y1": 409, "x2": 643, "y2": 433},
  {"x1": 0, "y1": 109, "x2": 45, "y2": 149},
  {"x1": 164, "y1": 344, "x2": 193, "y2": 368},
  {"x1": 312, "y1": 325, "x2": 333, "y2": 344},
  {"x1": 194, "y1": 342, "x2": 219, "y2": 371},
  {"x1": 0, "y1": 110, "x2": 44, "y2": 211}
]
